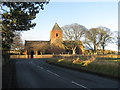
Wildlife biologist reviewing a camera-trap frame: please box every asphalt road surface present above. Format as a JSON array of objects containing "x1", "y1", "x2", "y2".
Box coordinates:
[{"x1": 15, "y1": 58, "x2": 119, "y2": 89}]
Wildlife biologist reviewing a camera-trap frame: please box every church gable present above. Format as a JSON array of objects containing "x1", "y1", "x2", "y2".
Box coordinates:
[{"x1": 52, "y1": 23, "x2": 62, "y2": 30}]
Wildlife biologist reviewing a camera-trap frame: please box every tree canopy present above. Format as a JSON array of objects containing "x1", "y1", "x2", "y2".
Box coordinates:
[
  {"x1": 62, "y1": 23, "x2": 87, "y2": 41},
  {"x1": 1, "y1": 2, "x2": 49, "y2": 51},
  {"x1": 62, "y1": 23, "x2": 87, "y2": 54},
  {"x1": 84, "y1": 27, "x2": 113, "y2": 54},
  {"x1": 1, "y1": 2, "x2": 49, "y2": 31},
  {"x1": 98, "y1": 26, "x2": 113, "y2": 53}
]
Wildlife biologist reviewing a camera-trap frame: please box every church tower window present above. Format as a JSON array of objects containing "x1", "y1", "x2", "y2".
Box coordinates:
[{"x1": 56, "y1": 33, "x2": 59, "y2": 37}]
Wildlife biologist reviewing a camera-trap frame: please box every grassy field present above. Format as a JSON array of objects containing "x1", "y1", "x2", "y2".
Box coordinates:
[{"x1": 47, "y1": 55, "x2": 120, "y2": 79}]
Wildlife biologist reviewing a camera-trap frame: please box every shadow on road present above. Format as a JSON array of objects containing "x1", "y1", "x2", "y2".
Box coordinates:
[{"x1": 2, "y1": 60, "x2": 17, "y2": 88}]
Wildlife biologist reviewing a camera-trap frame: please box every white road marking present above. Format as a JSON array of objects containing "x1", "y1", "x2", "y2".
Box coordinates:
[
  {"x1": 53, "y1": 73, "x2": 60, "y2": 77},
  {"x1": 46, "y1": 70, "x2": 60, "y2": 77},
  {"x1": 36, "y1": 66, "x2": 44, "y2": 69},
  {"x1": 71, "y1": 81, "x2": 90, "y2": 90},
  {"x1": 39, "y1": 67, "x2": 44, "y2": 69}
]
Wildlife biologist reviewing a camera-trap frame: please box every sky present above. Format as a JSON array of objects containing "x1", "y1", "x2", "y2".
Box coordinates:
[{"x1": 21, "y1": 1, "x2": 118, "y2": 51}]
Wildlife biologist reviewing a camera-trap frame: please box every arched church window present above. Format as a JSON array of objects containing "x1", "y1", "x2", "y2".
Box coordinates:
[{"x1": 56, "y1": 33, "x2": 59, "y2": 37}]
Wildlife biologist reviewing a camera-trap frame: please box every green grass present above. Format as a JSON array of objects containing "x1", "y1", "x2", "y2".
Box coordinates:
[{"x1": 47, "y1": 56, "x2": 120, "y2": 79}]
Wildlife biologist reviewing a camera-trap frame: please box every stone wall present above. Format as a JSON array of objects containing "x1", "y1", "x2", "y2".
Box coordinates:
[
  {"x1": 10, "y1": 55, "x2": 53, "y2": 59},
  {"x1": 10, "y1": 54, "x2": 79, "y2": 59}
]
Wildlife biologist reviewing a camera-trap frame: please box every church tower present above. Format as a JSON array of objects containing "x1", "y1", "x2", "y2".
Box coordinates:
[{"x1": 50, "y1": 23, "x2": 63, "y2": 47}]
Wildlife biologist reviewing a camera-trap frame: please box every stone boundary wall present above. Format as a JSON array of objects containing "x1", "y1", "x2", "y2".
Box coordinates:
[
  {"x1": 97, "y1": 55, "x2": 120, "y2": 58},
  {"x1": 10, "y1": 54, "x2": 119, "y2": 59},
  {"x1": 10, "y1": 55, "x2": 53, "y2": 59},
  {"x1": 10, "y1": 54, "x2": 80, "y2": 59}
]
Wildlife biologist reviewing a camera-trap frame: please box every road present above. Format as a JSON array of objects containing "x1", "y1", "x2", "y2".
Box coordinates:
[{"x1": 15, "y1": 58, "x2": 119, "y2": 89}]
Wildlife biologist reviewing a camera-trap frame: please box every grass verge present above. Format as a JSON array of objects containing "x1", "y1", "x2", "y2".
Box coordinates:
[{"x1": 46, "y1": 56, "x2": 120, "y2": 80}]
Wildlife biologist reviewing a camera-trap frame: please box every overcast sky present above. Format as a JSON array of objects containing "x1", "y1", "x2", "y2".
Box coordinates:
[{"x1": 21, "y1": 1, "x2": 118, "y2": 51}]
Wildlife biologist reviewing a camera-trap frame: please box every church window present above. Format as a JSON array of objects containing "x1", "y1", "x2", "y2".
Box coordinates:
[{"x1": 56, "y1": 33, "x2": 59, "y2": 37}]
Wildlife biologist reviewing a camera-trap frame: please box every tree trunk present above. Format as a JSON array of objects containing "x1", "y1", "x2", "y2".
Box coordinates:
[
  {"x1": 102, "y1": 46, "x2": 105, "y2": 55},
  {"x1": 40, "y1": 52, "x2": 42, "y2": 55},
  {"x1": 72, "y1": 47, "x2": 76, "y2": 54},
  {"x1": 72, "y1": 50, "x2": 76, "y2": 54},
  {"x1": 94, "y1": 45, "x2": 96, "y2": 54}
]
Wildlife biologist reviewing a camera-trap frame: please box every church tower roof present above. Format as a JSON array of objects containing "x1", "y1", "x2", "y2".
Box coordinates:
[{"x1": 52, "y1": 23, "x2": 61, "y2": 30}]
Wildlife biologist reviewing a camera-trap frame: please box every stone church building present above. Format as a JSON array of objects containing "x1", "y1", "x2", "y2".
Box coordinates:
[{"x1": 24, "y1": 23, "x2": 84, "y2": 55}]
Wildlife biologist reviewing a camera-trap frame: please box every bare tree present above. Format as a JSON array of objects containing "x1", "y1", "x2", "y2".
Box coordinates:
[
  {"x1": 98, "y1": 26, "x2": 113, "y2": 54},
  {"x1": 112, "y1": 31, "x2": 118, "y2": 46},
  {"x1": 84, "y1": 27, "x2": 113, "y2": 54},
  {"x1": 112, "y1": 30, "x2": 119, "y2": 54},
  {"x1": 84, "y1": 28, "x2": 102, "y2": 53},
  {"x1": 61, "y1": 23, "x2": 87, "y2": 54},
  {"x1": 11, "y1": 31, "x2": 24, "y2": 50}
]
